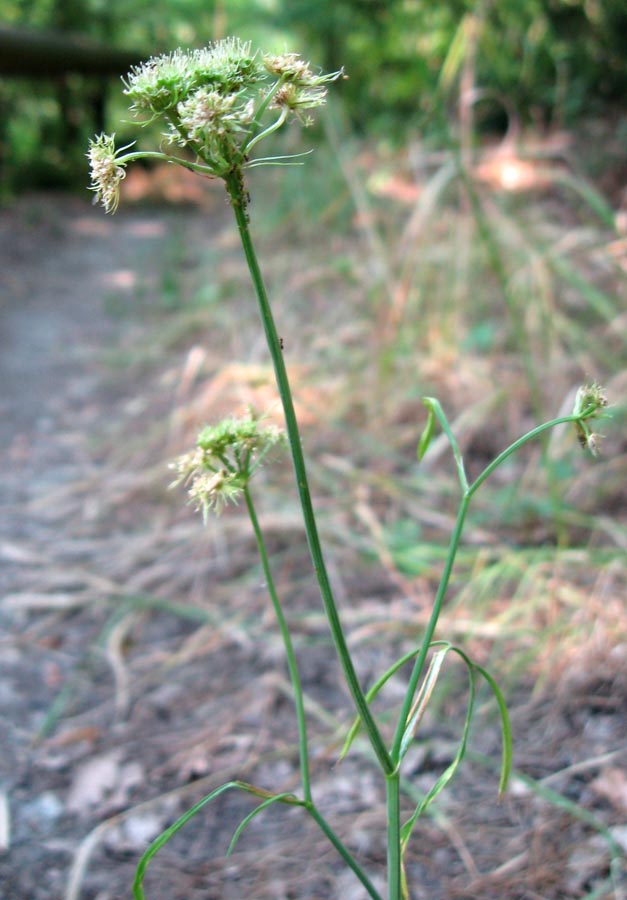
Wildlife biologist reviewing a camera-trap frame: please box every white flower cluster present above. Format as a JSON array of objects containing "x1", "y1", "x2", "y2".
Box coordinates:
[
  {"x1": 87, "y1": 133, "x2": 128, "y2": 214},
  {"x1": 572, "y1": 382, "x2": 609, "y2": 457},
  {"x1": 88, "y1": 38, "x2": 343, "y2": 211},
  {"x1": 170, "y1": 414, "x2": 285, "y2": 520}
]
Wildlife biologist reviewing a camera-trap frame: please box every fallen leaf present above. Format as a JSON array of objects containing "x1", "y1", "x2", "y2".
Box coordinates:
[
  {"x1": 66, "y1": 752, "x2": 122, "y2": 815},
  {"x1": 46, "y1": 726, "x2": 102, "y2": 749},
  {"x1": 591, "y1": 767, "x2": 627, "y2": 813}
]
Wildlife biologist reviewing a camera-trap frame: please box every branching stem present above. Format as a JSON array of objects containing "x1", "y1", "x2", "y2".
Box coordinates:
[{"x1": 391, "y1": 412, "x2": 588, "y2": 765}]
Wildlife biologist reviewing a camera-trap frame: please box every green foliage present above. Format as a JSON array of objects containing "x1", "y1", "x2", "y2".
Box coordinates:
[
  {"x1": 277, "y1": 0, "x2": 627, "y2": 132},
  {"x1": 2, "y1": 0, "x2": 627, "y2": 196},
  {"x1": 0, "y1": 0, "x2": 118, "y2": 194}
]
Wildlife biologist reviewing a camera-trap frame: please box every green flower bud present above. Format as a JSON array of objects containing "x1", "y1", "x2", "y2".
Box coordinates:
[
  {"x1": 271, "y1": 83, "x2": 329, "y2": 125},
  {"x1": 170, "y1": 413, "x2": 285, "y2": 520},
  {"x1": 263, "y1": 53, "x2": 342, "y2": 88},
  {"x1": 572, "y1": 382, "x2": 609, "y2": 456},
  {"x1": 572, "y1": 382, "x2": 608, "y2": 420},
  {"x1": 187, "y1": 469, "x2": 246, "y2": 519},
  {"x1": 123, "y1": 39, "x2": 261, "y2": 117}
]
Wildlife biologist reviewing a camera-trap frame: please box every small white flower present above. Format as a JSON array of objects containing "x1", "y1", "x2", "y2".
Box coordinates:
[
  {"x1": 264, "y1": 53, "x2": 313, "y2": 83},
  {"x1": 87, "y1": 134, "x2": 130, "y2": 214},
  {"x1": 271, "y1": 82, "x2": 328, "y2": 124},
  {"x1": 187, "y1": 469, "x2": 244, "y2": 518}
]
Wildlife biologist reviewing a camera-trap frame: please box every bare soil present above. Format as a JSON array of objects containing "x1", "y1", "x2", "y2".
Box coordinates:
[{"x1": 1, "y1": 188, "x2": 626, "y2": 900}]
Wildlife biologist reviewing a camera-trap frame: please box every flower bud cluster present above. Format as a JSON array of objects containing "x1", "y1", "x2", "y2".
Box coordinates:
[
  {"x1": 572, "y1": 382, "x2": 609, "y2": 456},
  {"x1": 572, "y1": 382, "x2": 608, "y2": 419},
  {"x1": 176, "y1": 88, "x2": 254, "y2": 172},
  {"x1": 170, "y1": 414, "x2": 285, "y2": 519},
  {"x1": 123, "y1": 39, "x2": 261, "y2": 116},
  {"x1": 87, "y1": 133, "x2": 128, "y2": 213},
  {"x1": 88, "y1": 38, "x2": 342, "y2": 212},
  {"x1": 263, "y1": 53, "x2": 339, "y2": 125},
  {"x1": 271, "y1": 83, "x2": 327, "y2": 125}
]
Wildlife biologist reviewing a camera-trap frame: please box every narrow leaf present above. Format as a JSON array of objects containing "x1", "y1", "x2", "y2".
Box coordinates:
[
  {"x1": 399, "y1": 647, "x2": 450, "y2": 761},
  {"x1": 474, "y1": 665, "x2": 512, "y2": 795},
  {"x1": 422, "y1": 397, "x2": 469, "y2": 491},
  {"x1": 133, "y1": 780, "x2": 300, "y2": 899},
  {"x1": 417, "y1": 404, "x2": 436, "y2": 461},
  {"x1": 227, "y1": 792, "x2": 300, "y2": 856},
  {"x1": 400, "y1": 648, "x2": 477, "y2": 848},
  {"x1": 133, "y1": 781, "x2": 239, "y2": 899},
  {"x1": 339, "y1": 647, "x2": 422, "y2": 762}
]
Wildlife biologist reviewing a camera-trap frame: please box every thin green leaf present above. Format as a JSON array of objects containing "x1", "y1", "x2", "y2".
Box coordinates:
[
  {"x1": 422, "y1": 397, "x2": 469, "y2": 492},
  {"x1": 437, "y1": 13, "x2": 472, "y2": 95},
  {"x1": 339, "y1": 647, "x2": 422, "y2": 762},
  {"x1": 554, "y1": 171, "x2": 616, "y2": 229},
  {"x1": 338, "y1": 716, "x2": 362, "y2": 762},
  {"x1": 474, "y1": 664, "x2": 512, "y2": 795},
  {"x1": 548, "y1": 253, "x2": 617, "y2": 324},
  {"x1": 417, "y1": 404, "x2": 436, "y2": 461},
  {"x1": 133, "y1": 780, "x2": 299, "y2": 899},
  {"x1": 246, "y1": 149, "x2": 314, "y2": 167},
  {"x1": 400, "y1": 648, "x2": 477, "y2": 848},
  {"x1": 133, "y1": 781, "x2": 239, "y2": 899},
  {"x1": 245, "y1": 159, "x2": 307, "y2": 168},
  {"x1": 227, "y1": 792, "x2": 301, "y2": 856},
  {"x1": 399, "y1": 647, "x2": 449, "y2": 761}
]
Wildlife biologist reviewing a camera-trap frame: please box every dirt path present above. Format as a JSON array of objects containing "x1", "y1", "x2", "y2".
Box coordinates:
[
  {"x1": 0, "y1": 195, "x2": 173, "y2": 507},
  {"x1": 0, "y1": 193, "x2": 220, "y2": 899}
]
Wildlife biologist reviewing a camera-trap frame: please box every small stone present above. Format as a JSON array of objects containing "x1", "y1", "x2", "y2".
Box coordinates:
[{"x1": 23, "y1": 791, "x2": 64, "y2": 823}]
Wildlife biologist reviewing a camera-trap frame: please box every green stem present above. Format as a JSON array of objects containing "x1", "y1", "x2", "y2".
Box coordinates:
[
  {"x1": 468, "y1": 414, "x2": 582, "y2": 497},
  {"x1": 391, "y1": 494, "x2": 470, "y2": 765},
  {"x1": 117, "y1": 150, "x2": 218, "y2": 178},
  {"x1": 237, "y1": 76, "x2": 287, "y2": 161},
  {"x1": 306, "y1": 804, "x2": 384, "y2": 900},
  {"x1": 244, "y1": 485, "x2": 311, "y2": 802},
  {"x1": 243, "y1": 110, "x2": 288, "y2": 156},
  {"x1": 385, "y1": 773, "x2": 402, "y2": 900},
  {"x1": 225, "y1": 174, "x2": 392, "y2": 775},
  {"x1": 391, "y1": 413, "x2": 583, "y2": 765}
]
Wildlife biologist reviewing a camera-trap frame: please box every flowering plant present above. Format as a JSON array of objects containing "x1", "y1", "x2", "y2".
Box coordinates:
[{"x1": 89, "y1": 39, "x2": 609, "y2": 900}]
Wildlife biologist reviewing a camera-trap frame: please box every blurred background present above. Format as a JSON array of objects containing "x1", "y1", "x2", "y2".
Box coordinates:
[
  {"x1": 2, "y1": 0, "x2": 627, "y2": 193},
  {"x1": 1, "y1": 2, "x2": 626, "y2": 899}
]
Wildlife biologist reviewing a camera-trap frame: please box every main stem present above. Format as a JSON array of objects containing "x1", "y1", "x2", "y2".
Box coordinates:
[
  {"x1": 386, "y1": 774, "x2": 402, "y2": 900},
  {"x1": 225, "y1": 174, "x2": 393, "y2": 776}
]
